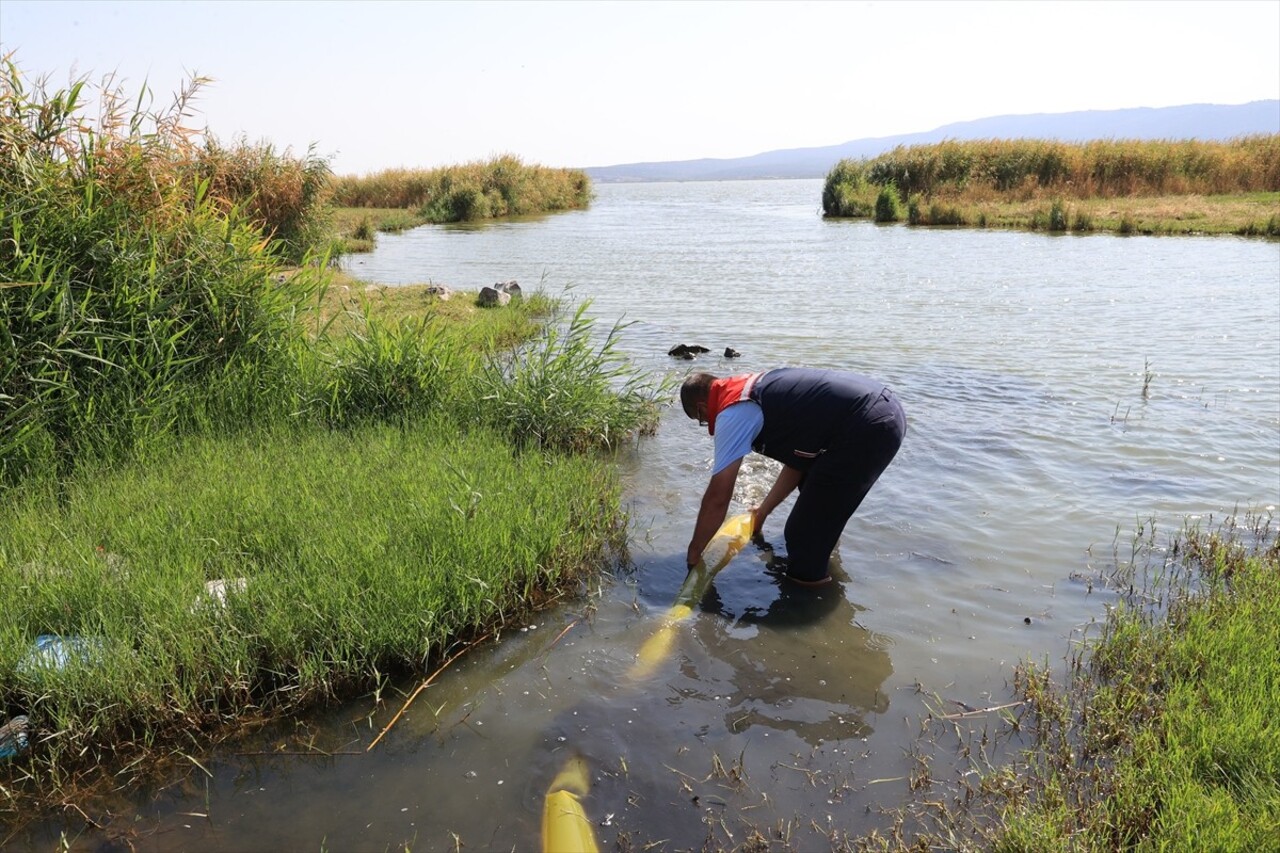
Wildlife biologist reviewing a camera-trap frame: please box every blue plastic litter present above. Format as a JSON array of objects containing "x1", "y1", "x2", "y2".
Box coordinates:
[
  {"x1": 19, "y1": 634, "x2": 102, "y2": 673},
  {"x1": 0, "y1": 715, "x2": 30, "y2": 760}
]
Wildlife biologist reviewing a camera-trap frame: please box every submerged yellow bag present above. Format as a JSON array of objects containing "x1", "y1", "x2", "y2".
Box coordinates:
[
  {"x1": 542, "y1": 513, "x2": 753, "y2": 852},
  {"x1": 629, "y1": 513, "x2": 754, "y2": 680}
]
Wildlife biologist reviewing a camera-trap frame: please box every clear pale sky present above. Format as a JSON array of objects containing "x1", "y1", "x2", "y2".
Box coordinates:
[{"x1": 3, "y1": 0, "x2": 1278, "y2": 175}]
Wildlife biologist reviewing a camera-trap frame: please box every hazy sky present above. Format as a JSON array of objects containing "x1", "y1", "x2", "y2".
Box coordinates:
[{"x1": 3, "y1": 1, "x2": 1278, "y2": 175}]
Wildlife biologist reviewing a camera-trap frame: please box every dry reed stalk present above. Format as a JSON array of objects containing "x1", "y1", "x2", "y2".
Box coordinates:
[{"x1": 366, "y1": 632, "x2": 492, "y2": 751}]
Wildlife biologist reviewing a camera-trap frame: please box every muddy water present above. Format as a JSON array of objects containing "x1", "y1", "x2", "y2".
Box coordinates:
[{"x1": 22, "y1": 181, "x2": 1279, "y2": 850}]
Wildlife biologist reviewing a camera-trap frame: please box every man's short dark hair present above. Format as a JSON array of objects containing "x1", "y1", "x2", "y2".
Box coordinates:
[{"x1": 680, "y1": 372, "x2": 717, "y2": 419}]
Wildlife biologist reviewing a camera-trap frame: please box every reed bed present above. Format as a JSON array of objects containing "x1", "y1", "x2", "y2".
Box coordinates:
[
  {"x1": 330, "y1": 155, "x2": 592, "y2": 222},
  {"x1": 194, "y1": 137, "x2": 335, "y2": 262},
  {"x1": 824, "y1": 136, "x2": 1280, "y2": 236},
  {"x1": 1, "y1": 60, "x2": 332, "y2": 486}
]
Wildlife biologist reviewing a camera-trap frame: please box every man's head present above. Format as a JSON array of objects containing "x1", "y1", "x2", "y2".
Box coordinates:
[{"x1": 680, "y1": 372, "x2": 717, "y2": 424}]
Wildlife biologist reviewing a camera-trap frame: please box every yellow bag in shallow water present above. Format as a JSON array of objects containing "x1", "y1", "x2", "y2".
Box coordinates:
[
  {"x1": 540, "y1": 514, "x2": 753, "y2": 853},
  {"x1": 541, "y1": 754, "x2": 599, "y2": 853},
  {"x1": 629, "y1": 513, "x2": 754, "y2": 680}
]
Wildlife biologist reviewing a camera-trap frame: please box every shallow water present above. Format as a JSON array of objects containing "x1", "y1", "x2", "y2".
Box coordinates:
[{"x1": 20, "y1": 181, "x2": 1279, "y2": 850}]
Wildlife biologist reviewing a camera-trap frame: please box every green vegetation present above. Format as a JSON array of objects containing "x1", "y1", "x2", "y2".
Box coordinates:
[
  {"x1": 328, "y1": 206, "x2": 429, "y2": 253},
  {"x1": 864, "y1": 515, "x2": 1280, "y2": 851},
  {"x1": 332, "y1": 156, "x2": 591, "y2": 218},
  {"x1": 328, "y1": 156, "x2": 593, "y2": 252},
  {"x1": 0, "y1": 420, "x2": 620, "y2": 811},
  {"x1": 1, "y1": 61, "x2": 658, "y2": 821},
  {"x1": 1, "y1": 61, "x2": 328, "y2": 486},
  {"x1": 822, "y1": 159, "x2": 875, "y2": 218},
  {"x1": 318, "y1": 273, "x2": 554, "y2": 348},
  {"x1": 874, "y1": 182, "x2": 904, "y2": 223},
  {"x1": 826, "y1": 136, "x2": 1280, "y2": 236},
  {"x1": 0, "y1": 61, "x2": 648, "y2": 487}
]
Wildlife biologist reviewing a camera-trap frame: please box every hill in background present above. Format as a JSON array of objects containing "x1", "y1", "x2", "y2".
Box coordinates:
[{"x1": 583, "y1": 101, "x2": 1280, "y2": 183}]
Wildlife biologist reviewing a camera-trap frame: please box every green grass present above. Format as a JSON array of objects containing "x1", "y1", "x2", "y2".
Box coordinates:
[
  {"x1": 0, "y1": 419, "x2": 623, "y2": 809},
  {"x1": 328, "y1": 207, "x2": 433, "y2": 254},
  {"x1": 310, "y1": 274, "x2": 554, "y2": 350},
  {"x1": 1068, "y1": 526, "x2": 1280, "y2": 850}
]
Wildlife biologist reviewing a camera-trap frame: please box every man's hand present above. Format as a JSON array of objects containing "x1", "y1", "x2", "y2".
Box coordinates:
[{"x1": 754, "y1": 465, "x2": 802, "y2": 539}]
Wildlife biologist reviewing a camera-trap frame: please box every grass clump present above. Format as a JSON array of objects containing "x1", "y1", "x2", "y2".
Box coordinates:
[
  {"x1": 874, "y1": 182, "x2": 904, "y2": 223},
  {"x1": 1047, "y1": 198, "x2": 1069, "y2": 232},
  {"x1": 470, "y1": 302, "x2": 663, "y2": 452}
]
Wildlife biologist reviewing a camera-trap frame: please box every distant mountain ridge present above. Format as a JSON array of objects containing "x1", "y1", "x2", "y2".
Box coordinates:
[{"x1": 583, "y1": 101, "x2": 1280, "y2": 183}]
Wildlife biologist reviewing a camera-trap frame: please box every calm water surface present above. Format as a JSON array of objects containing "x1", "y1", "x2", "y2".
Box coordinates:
[{"x1": 30, "y1": 181, "x2": 1280, "y2": 850}]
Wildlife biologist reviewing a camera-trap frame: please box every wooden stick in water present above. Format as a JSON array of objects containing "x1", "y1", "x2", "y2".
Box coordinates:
[{"x1": 367, "y1": 633, "x2": 491, "y2": 752}]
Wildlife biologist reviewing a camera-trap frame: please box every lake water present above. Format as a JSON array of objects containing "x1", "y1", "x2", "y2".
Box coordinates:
[{"x1": 24, "y1": 180, "x2": 1279, "y2": 850}]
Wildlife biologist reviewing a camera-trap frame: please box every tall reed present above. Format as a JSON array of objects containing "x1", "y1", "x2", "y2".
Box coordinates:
[
  {"x1": 0, "y1": 60, "x2": 317, "y2": 485},
  {"x1": 469, "y1": 301, "x2": 665, "y2": 452},
  {"x1": 194, "y1": 137, "x2": 334, "y2": 263},
  {"x1": 821, "y1": 158, "x2": 876, "y2": 217}
]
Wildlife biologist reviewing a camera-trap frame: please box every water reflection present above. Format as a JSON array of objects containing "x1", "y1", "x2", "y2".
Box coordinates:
[
  {"x1": 525, "y1": 547, "x2": 895, "y2": 846},
  {"x1": 696, "y1": 551, "x2": 893, "y2": 746}
]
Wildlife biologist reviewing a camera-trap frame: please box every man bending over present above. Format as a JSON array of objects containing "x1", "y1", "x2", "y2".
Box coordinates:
[{"x1": 681, "y1": 367, "x2": 906, "y2": 586}]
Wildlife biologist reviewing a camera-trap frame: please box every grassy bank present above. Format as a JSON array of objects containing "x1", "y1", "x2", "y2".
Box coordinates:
[
  {"x1": 312, "y1": 273, "x2": 555, "y2": 349},
  {"x1": 2, "y1": 62, "x2": 660, "y2": 823},
  {"x1": 1, "y1": 61, "x2": 649, "y2": 485},
  {"x1": 0, "y1": 419, "x2": 622, "y2": 815},
  {"x1": 329, "y1": 156, "x2": 593, "y2": 252},
  {"x1": 1, "y1": 274, "x2": 662, "y2": 822},
  {"x1": 328, "y1": 206, "x2": 434, "y2": 252},
  {"x1": 862, "y1": 514, "x2": 1280, "y2": 851},
  {"x1": 824, "y1": 136, "x2": 1280, "y2": 236}
]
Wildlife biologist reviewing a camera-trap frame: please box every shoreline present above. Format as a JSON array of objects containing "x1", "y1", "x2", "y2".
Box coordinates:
[{"x1": 894, "y1": 191, "x2": 1280, "y2": 237}]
